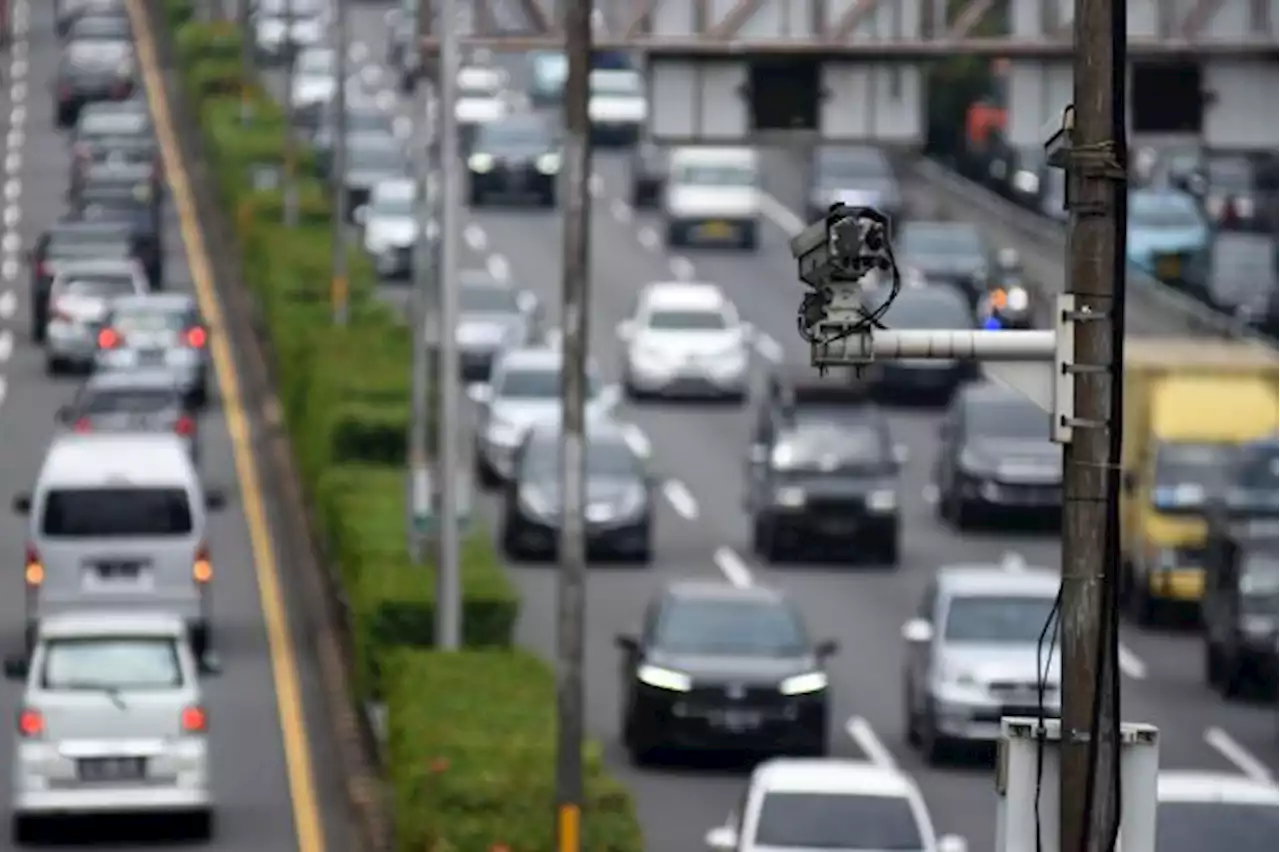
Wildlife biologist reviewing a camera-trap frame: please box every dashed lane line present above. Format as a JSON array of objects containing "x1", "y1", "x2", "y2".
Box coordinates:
[
  {"x1": 1204, "y1": 727, "x2": 1275, "y2": 785},
  {"x1": 845, "y1": 716, "x2": 898, "y2": 768},
  {"x1": 712, "y1": 546, "x2": 754, "y2": 588},
  {"x1": 661, "y1": 480, "x2": 699, "y2": 520}
]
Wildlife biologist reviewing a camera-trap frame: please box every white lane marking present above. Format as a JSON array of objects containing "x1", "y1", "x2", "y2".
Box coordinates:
[
  {"x1": 10, "y1": 82, "x2": 25, "y2": 104},
  {"x1": 11, "y1": 59, "x2": 26, "y2": 81},
  {"x1": 0, "y1": 289, "x2": 14, "y2": 315},
  {"x1": 637, "y1": 226, "x2": 659, "y2": 251},
  {"x1": 0, "y1": 376, "x2": 7, "y2": 406},
  {"x1": 588, "y1": 173, "x2": 604, "y2": 197},
  {"x1": 754, "y1": 332, "x2": 783, "y2": 363},
  {"x1": 1204, "y1": 727, "x2": 1274, "y2": 784},
  {"x1": 713, "y1": 546, "x2": 754, "y2": 589},
  {"x1": 757, "y1": 190, "x2": 807, "y2": 235},
  {"x1": 2, "y1": 232, "x2": 20, "y2": 254},
  {"x1": 348, "y1": 41, "x2": 369, "y2": 62},
  {"x1": 621, "y1": 423, "x2": 650, "y2": 458},
  {"x1": 4, "y1": 179, "x2": 20, "y2": 201},
  {"x1": 1117, "y1": 644, "x2": 1147, "y2": 680},
  {"x1": 0, "y1": 330, "x2": 13, "y2": 362},
  {"x1": 662, "y1": 480, "x2": 699, "y2": 520},
  {"x1": 669, "y1": 255, "x2": 695, "y2": 280},
  {"x1": 609, "y1": 197, "x2": 631, "y2": 223},
  {"x1": 486, "y1": 253, "x2": 510, "y2": 282},
  {"x1": 4, "y1": 206, "x2": 20, "y2": 229},
  {"x1": 463, "y1": 223, "x2": 487, "y2": 251},
  {"x1": 845, "y1": 716, "x2": 897, "y2": 768},
  {"x1": 10, "y1": 105, "x2": 25, "y2": 127}
]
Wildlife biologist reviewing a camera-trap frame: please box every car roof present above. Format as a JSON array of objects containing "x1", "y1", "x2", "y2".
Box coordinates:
[
  {"x1": 1157, "y1": 771, "x2": 1280, "y2": 805},
  {"x1": 752, "y1": 758, "x2": 917, "y2": 798},
  {"x1": 85, "y1": 368, "x2": 186, "y2": 392},
  {"x1": 52, "y1": 259, "x2": 138, "y2": 278},
  {"x1": 40, "y1": 433, "x2": 195, "y2": 486},
  {"x1": 111, "y1": 293, "x2": 195, "y2": 312},
  {"x1": 663, "y1": 578, "x2": 788, "y2": 605},
  {"x1": 640, "y1": 282, "x2": 726, "y2": 310},
  {"x1": 937, "y1": 564, "x2": 1059, "y2": 596},
  {"x1": 38, "y1": 610, "x2": 189, "y2": 640},
  {"x1": 671, "y1": 146, "x2": 756, "y2": 166}
]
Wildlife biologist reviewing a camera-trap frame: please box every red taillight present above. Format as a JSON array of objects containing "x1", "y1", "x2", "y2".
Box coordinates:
[
  {"x1": 35, "y1": 261, "x2": 49, "y2": 277},
  {"x1": 57, "y1": 84, "x2": 71, "y2": 101},
  {"x1": 176, "y1": 415, "x2": 195, "y2": 436},
  {"x1": 24, "y1": 545, "x2": 42, "y2": 587},
  {"x1": 180, "y1": 705, "x2": 207, "y2": 733},
  {"x1": 184, "y1": 326, "x2": 207, "y2": 348},
  {"x1": 18, "y1": 709, "x2": 43, "y2": 738},
  {"x1": 73, "y1": 417, "x2": 92, "y2": 433},
  {"x1": 97, "y1": 328, "x2": 122, "y2": 349},
  {"x1": 112, "y1": 82, "x2": 129, "y2": 97},
  {"x1": 193, "y1": 544, "x2": 213, "y2": 584}
]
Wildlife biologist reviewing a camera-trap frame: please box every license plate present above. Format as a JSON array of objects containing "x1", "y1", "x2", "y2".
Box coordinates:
[
  {"x1": 700, "y1": 222, "x2": 734, "y2": 239},
  {"x1": 78, "y1": 757, "x2": 146, "y2": 782},
  {"x1": 1156, "y1": 256, "x2": 1180, "y2": 279},
  {"x1": 137, "y1": 349, "x2": 166, "y2": 365},
  {"x1": 718, "y1": 710, "x2": 763, "y2": 730},
  {"x1": 94, "y1": 560, "x2": 143, "y2": 579}
]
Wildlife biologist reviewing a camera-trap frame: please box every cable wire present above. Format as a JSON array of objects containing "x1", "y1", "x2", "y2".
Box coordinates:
[{"x1": 1033, "y1": 587, "x2": 1063, "y2": 852}]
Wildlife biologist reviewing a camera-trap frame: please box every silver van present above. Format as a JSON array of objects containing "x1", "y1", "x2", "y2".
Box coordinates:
[{"x1": 12, "y1": 433, "x2": 225, "y2": 655}]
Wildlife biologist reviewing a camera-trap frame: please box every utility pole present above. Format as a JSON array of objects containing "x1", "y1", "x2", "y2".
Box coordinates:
[
  {"x1": 1059, "y1": 0, "x2": 1127, "y2": 846},
  {"x1": 434, "y1": 0, "x2": 463, "y2": 650},
  {"x1": 238, "y1": 0, "x2": 253, "y2": 123},
  {"x1": 329, "y1": 0, "x2": 349, "y2": 325},
  {"x1": 280, "y1": 0, "x2": 299, "y2": 226},
  {"x1": 555, "y1": 0, "x2": 592, "y2": 849}
]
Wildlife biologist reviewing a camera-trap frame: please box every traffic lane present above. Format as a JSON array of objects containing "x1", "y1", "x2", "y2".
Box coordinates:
[{"x1": 0, "y1": 9, "x2": 318, "y2": 849}]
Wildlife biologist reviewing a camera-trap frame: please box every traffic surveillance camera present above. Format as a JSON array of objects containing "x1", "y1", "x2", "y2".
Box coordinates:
[{"x1": 790, "y1": 203, "x2": 892, "y2": 289}]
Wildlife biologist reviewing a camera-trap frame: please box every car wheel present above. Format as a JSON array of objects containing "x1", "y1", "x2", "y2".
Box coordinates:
[
  {"x1": 468, "y1": 188, "x2": 485, "y2": 207},
  {"x1": 740, "y1": 225, "x2": 758, "y2": 251},
  {"x1": 1127, "y1": 581, "x2": 1156, "y2": 625},
  {"x1": 190, "y1": 623, "x2": 211, "y2": 659},
  {"x1": 664, "y1": 223, "x2": 684, "y2": 248},
  {"x1": 945, "y1": 490, "x2": 973, "y2": 530},
  {"x1": 501, "y1": 521, "x2": 532, "y2": 560},
  {"x1": 43, "y1": 355, "x2": 63, "y2": 376},
  {"x1": 10, "y1": 815, "x2": 36, "y2": 845},
  {"x1": 1204, "y1": 639, "x2": 1221, "y2": 687},
  {"x1": 623, "y1": 717, "x2": 658, "y2": 766},
  {"x1": 879, "y1": 536, "x2": 900, "y2": 568},
  {"x1": 188, "y1": 809, "x2": 215, "y2": 840},
  {"x1": 1220, "y1": 654, "x2": 1246, "y2": 699},
  {"x1": 904, "y1": 682, "x2": 922, "y2": 747},
  {"x1": 475, "y1": 453, "x2": 503, "y2": 489},
  {"x1": 919, "y1": 702, "x2": 949, "y2": 766}
]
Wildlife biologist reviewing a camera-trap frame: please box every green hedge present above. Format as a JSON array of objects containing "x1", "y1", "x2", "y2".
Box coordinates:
[{"x1": 159, "y1": 7, "x2": 640, "y2": 851}]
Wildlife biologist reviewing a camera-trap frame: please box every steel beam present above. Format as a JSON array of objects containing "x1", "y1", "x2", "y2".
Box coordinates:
[
  {"x1": 707, "y1": 0, "x2": 767, "y2": 39},
  {"x1": 515, "y1": 0, "x2": 553, "y2": 34},
  {"x1": 1179, "y1": 0, "x2": 1225, "y2": 39},
  {"x1": 828, "y1": 0, "x2": 879, "y2": 42},
  {"x1": 947, "y1": 0, "x2": 995, "y2": 39},
  {"x1": 622, "y1": 0, "x2": 657, "y2": 37}
]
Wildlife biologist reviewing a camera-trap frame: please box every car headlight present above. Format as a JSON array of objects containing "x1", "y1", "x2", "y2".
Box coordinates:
[
  {"x1": 1241, "y1": 615, "x2": 1276, "y2": 636},
  {"x1": 1005, "y1": 286, "x2": 1029, "y2": 312},
  {"x1": 958, "y1": 448, "x2": 988, "y2": 474},
  {"x1": 779, "y1": 671, "x2": 827, "y2": 696},
  {"x1": 774, "y1": 487, "x2": 806, "y2": 507},
  {"x1": 536, "y1": 153, "x2": 561, "y2": 175},
  {"x1": 637, "y1": 664, "x2": 691, "y2": 692},
  {"x1": 469, "y1": 153, "x2": 495, "y2": 173},
  {"x1": 485, "y1": 417, "x2": 523, "y2": 446},
  {"x1": 1012, "y1": 170, "x2": 1039, "y2": 194},
  {"x1": 867, "y1": 489, "x2": 897, "y2": 512},
  {"x1": 519, "y1": 486, "x2": 551, "y2": 515}
]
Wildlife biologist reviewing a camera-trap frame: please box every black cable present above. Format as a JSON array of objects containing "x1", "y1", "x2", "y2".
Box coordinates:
[{"x1": 1033, "y1": 587, "x2": 1063, "y2": 852}]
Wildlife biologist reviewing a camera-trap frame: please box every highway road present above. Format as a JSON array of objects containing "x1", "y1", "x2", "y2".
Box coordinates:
[
  {"x1": 278, "y1": 6, "x2": 1277, "y2": 852},
  {"x1": 0, "y1": 1, "x2": 353, "y2": 848}
]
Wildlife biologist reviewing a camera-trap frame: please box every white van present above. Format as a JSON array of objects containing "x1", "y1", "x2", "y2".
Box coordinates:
[{"x1": 12, "y1": 433, "x2": 225, "y2": 655}]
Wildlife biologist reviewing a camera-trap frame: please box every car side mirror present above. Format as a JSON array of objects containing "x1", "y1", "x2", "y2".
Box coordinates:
[
  {"x1": 204, "y1": 489, "x2": 226, "y2": 511},
  {"x1": 3, "y1": 655, "x2": 28, "y2": 680},
  {"x1": 55, "y1": 405, "x2": 71, "y2": 423},
  {"x1": 816, "y1": 639, "x2": 839, "y2": 658},
  {"x1": 615, "y1": 319, "x2": 636, "y2": 342},
  {"x1": 1121, "y1": 470, "x2": 1136, "y2": 493},
  {"x1": 938, "y1": 834, "x2": 968, "y2": 852},
  {"x1": 748, "y1": 444, "x2": 768, "y2": 464},
  {"x1": 901, "y1": 619, "x2": 934, "y2": 644},
  {"x1": 467, "y1": 384, "x2": 493, "y2": 405},
  {"x1": 12, "y1": 494, "x2": 31, "y2": 515},
  {"x1": 353, "y1": 205, "x2": 368, "y2": 225},
  {"x1": 614, "y1": 634, "x2": 638, "y2": 654},
  {"x1": 705, "y1": 826, "x2": 738, "y2": 852},
  {"x1": 198, "y1": 653, "x2": 222, "y2": 676}
]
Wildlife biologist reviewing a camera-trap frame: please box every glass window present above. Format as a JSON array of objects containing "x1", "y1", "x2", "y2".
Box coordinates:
[
  {"x1": 496, "y1": 366, "x2": 599, "y2": 399},
  {"x1": 943, "y1": 594, "x2": 1058, "y2": 643},
  {"x1": 1130, "y1": 196, "x2": 1202, "y2": 228},
  {"x1": 349, "y1": 144, "x2": 404, "y2": 170},
  {"x1": 645, "y1": 308, "x2": 727, "y2": 331},
  {"x1": 521, "y1": 438, "x2": 637, "y2": 481},
  {"x1": 673, "y1": 164, "x2": 755, "y2": 187},
  {"x1": 41, "y1": 488, "x2": 194, "y2": 537},
  {"x1": 965, "y1": 396, "x2": 1051, "y2": 439},
  {"x1": 113, "y1": 308, "x2": 186, "y2": 333},
  {"x1": 1205, "y1": 158, "x2": 1254, "y2": 191},
  {"x1": 774, "y1": 421, "x2": 889, "y2": 471},
  {"x1": 1151, "y1": 442, "x2": 1238, "y2": 509},
  {"x1": 817, "y1": 151, "x2": 889, "y2": 181},
  {"x1": 753, "y1": 792, "x2": 925, "y2": 850},
  {"x1": 60, "y1": 275, "x2": 138, "y2": 298},
  {"x1": 882, "y1": 291, "x2": 973, "y2": 329},
  {"x1": 80, "y1": 388, "x2": 178, "y2": 415},
  {"x1": 479, "y1": 122, "x2": 552, "y2": 149},
  {"x1": 297, "y1": 50, "x2": 335, "y2": 75},
  {"x1": 590, "y1": 70, "x2": 641, "y2": 95},
  {"x1": 461, "y1": 285, "x2": 519, "y2": 314},
  {"x1": 1156, "y1": 801, "x2": 1277, "y2": 852},
  {"x1": 42, "y1": 638, "x2": 183, "y2": 691},
  {"x1": 653, "y1": 598, "x2": 808, "y2": 657},
  {"x1": 48, "y1": 236, "x2": 130, "y2": 258}
]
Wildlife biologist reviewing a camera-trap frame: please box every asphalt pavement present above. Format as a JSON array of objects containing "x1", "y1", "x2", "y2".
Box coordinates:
[
  {"x1": 0, "y1": 2, "x2": 352, "y2": 848},
  {"x1": 284, "y1": 6, "x2": 1278, "y2": 851}
]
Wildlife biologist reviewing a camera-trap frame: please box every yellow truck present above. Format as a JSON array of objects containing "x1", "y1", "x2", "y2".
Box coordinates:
[{"x1": 1120, "y1": 339, "x2": 1279, "y2": 623}]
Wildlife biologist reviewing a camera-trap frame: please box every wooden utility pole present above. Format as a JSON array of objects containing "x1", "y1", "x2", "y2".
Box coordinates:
[{"x1": 1059, "y1": 0, "x2": 1128, "y2": 848}]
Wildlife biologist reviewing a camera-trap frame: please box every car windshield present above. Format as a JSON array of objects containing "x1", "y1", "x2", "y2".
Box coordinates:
[
  {"x1": 79, "y1": 114, "x2": 148, "y2": 136},
  {"x1": 297, "y1": 51, "x2": 335, "y2": 75},
  {"x1": 774, "y1": 422, "x2": 890, "y2": 472},
  {"x1": 1151, "y1": 442, "x2": 1240, "y2": 510},
  {"x1": 81, "y1": 388, "x2": 178, "y2": 414},
  {"x1": 60, "y1": 275, "x2": 137, "y2": 298},
  {"x1": 818, "y1": 152, "x2": 889, "y2": 181},
  {"x1": 113, "y1": 308, "x2": 185, "y2": 333},
  {"x1": 944, "y1": 594, "x2": 1058, "y2": 643},
  {"x1": 1205, "y1": 158, "x2": 1254, "y2": 191},
  {"x1": 66, "y1": 41, "x2": 131, "y2": 66},
  {"x1": 645, "y1": 308, "x2": 727, "y2": 331},
  {"x1": 1131, "y1": 196, "x2": 1201, "y2": 228},
  {"x1": 41, "y1": 638, "x2": 182, "y2": 691},
  {"x1": 754, "y1": 792, "x2": 925, "y2": 850},
  {"x1": 461, "y1": 285, "x2": 519, "y2": 314},
  {"x1": 371, "y1": 193, "x2": 415, "y2": 217},
  {"x1": 591, "y1": 70, "x2": 640, "y2": 95},
  {"x1": 967, "y1": 395, "x2": 1050, "y2": 439},
  {"x1": 346, "y1": 111, "x2": 391, "y2": 133},
  {"x1": 1156, "y1": 801, "x2": 1278, "y2": 852},
  {"x1": 674, "y1": 163, "x2": 754, "y2": 187},
  {"x1": 48, "y1": 236, "x2": 130, "y2": 257},
  {"x1": 479, "y1": 123, "x2": 552, "y2": 150},
  {"x1": 900, "y1": 225, "x2": 983, "y2": 259},
  {"x1": 495, "y1": 366, "x2": 599, "y2": 399},
  {"x1": 40, "y1": 487, "x2": 194, "y2": 537},
  {"x1": 654, "y1": 597, "x2": 807, "y2": 656},
  {"x1": 522, "y1": 438, "x2": 637, "y2": 480},
  {"x1": 349, "y1": 144, "x2": 403, "y2": 170},
  {"x1": 882, "y1": 291, "x2": 973, "y2": 329}
]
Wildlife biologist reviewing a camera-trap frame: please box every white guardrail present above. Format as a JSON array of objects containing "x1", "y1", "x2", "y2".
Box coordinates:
[{"x1": 911, "y1": 158, "x2": 1276, "y2": 349}]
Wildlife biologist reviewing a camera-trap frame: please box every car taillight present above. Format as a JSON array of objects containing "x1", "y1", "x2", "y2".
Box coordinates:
[
  {"x1": 184, "y1": 326, "x2": 207, "y2": 348},
  {"x1": 24, "y1": 545, "x2": 42, "y2": 587},
  {"x1": 112, "y1": 82, "x2": 130, "y2": 97},
  {"x1": 18, "y1": 709, "x2": 43, "y2": 738},
  {"x1": 176, "y1": 415, "x2": 196, "y2": 436},
  {"x1": 35, "y1": 261, "x2": 49, "y2": 278},
  {"x1": 57, "y1": 84, "x2": 71, "y2": 101},
  {"x1": 193, "y1": 545, "x2": 212, "y2": 584},
  {"x1": 73, "y1": 143, "x2": 91, "y2": 159},
  {"x1": 73, "y1": 417, "x2": 92, "y2": 433},
  {"x1": 181, "y1": 705, "x2": 208, "y2": 733},
  {"x1": 97, "y1": 328, "x2": 122, "y2": 349}
]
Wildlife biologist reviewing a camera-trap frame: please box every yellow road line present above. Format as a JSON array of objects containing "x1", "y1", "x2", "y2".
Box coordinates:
[{"x1": 126, "y1": 3, "x2": 326, "y2": 850}]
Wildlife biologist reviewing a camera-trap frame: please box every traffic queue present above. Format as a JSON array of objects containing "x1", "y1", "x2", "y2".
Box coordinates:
[{"x1": 6, "y1": 0, "x2": 219, "y2": 842}]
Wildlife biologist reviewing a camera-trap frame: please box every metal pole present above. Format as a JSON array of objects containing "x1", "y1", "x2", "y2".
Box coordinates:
[
  {"x1": 555, "y1": 0, "x2": 592, "y2": 848},
  {"x1": 281, "y1": 0, "x2": 299, "y2": 226},
  {"x1": 330, "y1": 0, "x2": 349, "y2": 325},
  {"x1": 1060, "y1": 0, "x2": 1126, "y2": 845},
  {"x1": 435, "y1": 0, "x2": 463, "y2": 650},
  {"x1": 238, "y1": 0, "x2": 254, "y2": 123}
]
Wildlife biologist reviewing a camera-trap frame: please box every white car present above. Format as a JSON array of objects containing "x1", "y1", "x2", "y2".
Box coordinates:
[
  {"x1": 6, "y1": 612, "x2": 217, "y2": 843},
  {"x1": 456, "y1": 66, "x2": 508, "y2": 149},
  {"x1": 290, "y1": 47, "x2": 337, "y2": 109},
  {"x1": 618, "y1": 281, "x2": 752, "y2": 400},
  {"x1": 360, "y1": 178, "x2": 422, "y2": 279},
  {"x1": 664, "y1": 147, "x2": 761, "y2": 250},
  {"x1": 588, "y1": 68, "x2": 646, "y2": 145},
  {"x1": 1154, "y1": 771, "x2": 1278, "y2": 851},
  {"x1": 705, "y1": 758, "x2": 965, "y2": 852},
  {"x1": 253, "y1": 0, "x2": 325, "y2": 60}
]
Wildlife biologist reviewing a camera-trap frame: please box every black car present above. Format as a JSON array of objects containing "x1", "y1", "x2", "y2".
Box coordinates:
[
  {"x1": 934, "y1": 380, "x2": 1061, "y2": 528},
  {"x1": 467, "y1": 114, "x2": 561, "y2": 208},
  {"x1": 615, "y1": 579, "x2": 837, "y2": 762},
  {"x1": 628, "y1": 141, "x2": 667, "y2": 208},
  {"x1": 896, "y1": 221, "x2": 992, "y2": 305},
  {"x1": 1203, "y1": 511, "x2": 1279, "y2": 699},
  {"x1": 56, "y1": 0, "x2": 128, "y2": 38},
  {"x1": 56, "y1": 369, "x2": 201, "y2": 466},
  {"x1": 805, "y1": 145, "x2": 903, "y2": 225},
  {"x1": 342, "y1": 136, "x2": 408, "y2": 220},
  {"x1": 747, "y1": 369, "x2": 902, "y2": 564},
  {"x1": 69, "y1": 195, "x2": 163, "y2": 291},
  {"x1": 1194, "y1": 232, "x2": 1278, "y2": 323},
  {"x1": 55, "y1": 39, "x2": 136, "y2": 126},
  {"x1": 313, "y1": 107, "x2": 399, "y2": 174},
  {"x1": 500, "y1": 422, "x2": 653, "y2": 562},
  {"x1": 28, "y1": 220, "x2": 141, "y2": 342},
  {"x1": 864, "y1": 283, "x2": 976, "y2": 400}
]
